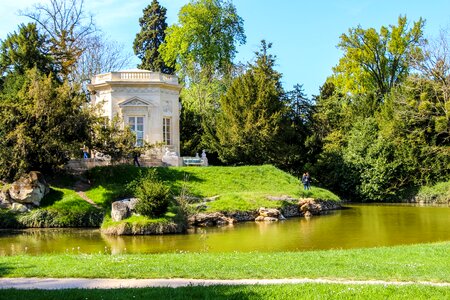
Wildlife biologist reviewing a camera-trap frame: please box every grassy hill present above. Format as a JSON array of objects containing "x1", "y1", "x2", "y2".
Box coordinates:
[{"x1": 86, "y1": 165, "x2": 340, "y2": 212}]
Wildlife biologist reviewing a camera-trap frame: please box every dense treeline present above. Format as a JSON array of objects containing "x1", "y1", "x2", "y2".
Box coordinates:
[{"x1": 1, "y1": 0, "x2": 449, "y2": 201}]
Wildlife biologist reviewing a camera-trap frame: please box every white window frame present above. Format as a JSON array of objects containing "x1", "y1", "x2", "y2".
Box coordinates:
[
  {"x1": 128, "y1": 116, "x2": 144, "y2": 146},
  {"x1": 163, "y1": 117, "x2": 172, "y2": 145}
]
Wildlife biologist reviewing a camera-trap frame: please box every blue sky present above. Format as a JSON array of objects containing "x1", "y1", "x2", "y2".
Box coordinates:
[{"x1": 1, "y1": 0, "x2": 450, "y2": 97}]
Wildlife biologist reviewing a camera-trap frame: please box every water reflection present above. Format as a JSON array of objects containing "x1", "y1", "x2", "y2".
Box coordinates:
[{"x1": 0, "y1": 204, "x2": 449, "y2": 255}]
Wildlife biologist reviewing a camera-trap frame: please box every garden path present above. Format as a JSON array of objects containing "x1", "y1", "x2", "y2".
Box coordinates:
[{"x1": 73, "y1": 180, "x2": 101, "y2": 209}]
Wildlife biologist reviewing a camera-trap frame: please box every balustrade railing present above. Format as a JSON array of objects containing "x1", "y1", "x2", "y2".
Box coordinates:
[{"x1": 92, "y1": 72, "x2": 178, "y2": 85}]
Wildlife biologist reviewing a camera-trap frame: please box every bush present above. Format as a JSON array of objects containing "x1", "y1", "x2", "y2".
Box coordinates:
[
  {"x1": 0, "y1": 209, "x2": 22, "y2": 228},
  {"x1": 133, "y1": 171, "x2": 171, "y2": 218}
]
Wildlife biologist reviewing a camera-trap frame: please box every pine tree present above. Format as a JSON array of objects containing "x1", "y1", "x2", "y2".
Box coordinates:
[
  {"x1": 213, "y1": 41, "x2": 285, "y2": 164},
  {"x1": 133, "y1": 0, "x2": 174, "y2": 74}
]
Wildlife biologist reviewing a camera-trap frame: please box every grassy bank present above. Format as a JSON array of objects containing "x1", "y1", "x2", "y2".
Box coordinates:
[
  {"x1": 415, "y1": 181, "x2": 450, "y2": 204},
  {"x1": 86, "y1": 164, "x2": 340, "y2": 210},
  {"x1": 0, "y1": 187, "x2": 103, "y2": 228},
  {"x1": 0, "y1": 242, "x2": 448, "y2": 282},
  {"x1": 2, "y1": 283, "x2": 449, "y2": 300}
]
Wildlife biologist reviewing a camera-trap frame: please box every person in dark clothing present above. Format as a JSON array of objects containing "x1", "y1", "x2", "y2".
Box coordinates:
[
  {"x1": 133, "y1": 151, "x2": 141, "y2": 167},
  {"x1": 305, "y1": 172, "x2": 311, "y2": 190},
  {"x1": 302, "y1": 173, "x2": 308, "y2": 190}
]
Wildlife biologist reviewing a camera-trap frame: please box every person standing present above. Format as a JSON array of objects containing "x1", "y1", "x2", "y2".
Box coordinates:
[
  {"x1": 133, "y1": 150, "x2": 141, "y2": 167},
  {"x1": 305, "y1": 172, "x2": 311, "y2": 190},
  {"x1": 302, "y1": 173, "x2": 308, "y2": 190}
]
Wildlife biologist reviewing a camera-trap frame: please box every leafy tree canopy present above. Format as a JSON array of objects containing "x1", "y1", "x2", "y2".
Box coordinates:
[
  {"x1": 160, "y1": 0, "x2": 246, "y2": 79},
  {"x1": 333, "y1": 16, "x2": 425, "y2": 98}
]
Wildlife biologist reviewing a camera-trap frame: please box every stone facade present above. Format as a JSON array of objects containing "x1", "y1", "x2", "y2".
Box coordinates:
[{"x1": 88, "y1": 69, "x2": 182, "y2": 165}]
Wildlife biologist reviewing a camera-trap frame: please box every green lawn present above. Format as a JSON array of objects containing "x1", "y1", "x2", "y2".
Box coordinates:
[
  {"x1": 0, "y1": 242, "x2": 448, "y2": 282},
  {"x1": 85, "y1": 165, "x2": 340, "y2": 211},
  {"x1": 1, "y1": 283, "x2": 449, "y2": 300}
]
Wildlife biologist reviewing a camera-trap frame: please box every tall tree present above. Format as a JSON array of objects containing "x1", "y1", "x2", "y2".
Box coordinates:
[
  {"x1": 133, "y1": 0, "x2": 174, "y2": 74},
  {"x1": 160, "y1": 0, "x2": 245, "y2": 79},
  {"x1": 20, "y1": 0, "x2": 96, "y2": 80},
  {"x1": 0, "y1": 23, "x2": 54, "y2": 79},
  {"x1": 334, "y1": 16, "x2": 425, "y2": 98},
  {"x1": 0, "y1": 68, "x2": 90, "y2": 180},
  {"x1": 159, "y1": 0, "x2": 245, "y2": 156},
  {"x1": 213, "y1": 41, "x2": 284, "y2": 164}
]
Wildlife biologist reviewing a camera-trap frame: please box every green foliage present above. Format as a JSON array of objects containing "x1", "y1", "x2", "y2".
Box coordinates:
[
  {"x1": 132, "y1": 170, "x2": 171, "y2": 218},
  {"x1": 0, "y1": 23, "x2": 54, "y2": 78},
  {"x1": 160, "y1": 0, "x2": 246, "y2": 156},
  {"x1": 0, "y1": 68, "x2": 90, "y2": 180},
  {"x1": 334, "y1": 16, "x2": 425, "y2": 97},
  {"x1": 416, "y1": 180, "x2": 450, "y2": 203},
  {"x1": 0, "y1": 209, "x2": 22, "y2": 228},
  {"x1": 160, "y1": 0, "x2": 245, "y2": 77},
  {"x1": 133, "y1": 0, "x2": 174, "y2": 74},
  {"x1": 213, "y1": 41, "x2": 285, "y2": 164},
  {"x1": 89, "y1": 115, "x2": 136, "y2": 163}
]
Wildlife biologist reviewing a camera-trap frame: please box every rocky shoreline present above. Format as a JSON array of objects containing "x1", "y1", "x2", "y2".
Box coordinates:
[
  {"x1": 104, "y1": 197, "x2": 342, "y2": 235},
  {"x1": 188, "y1": 198, "x2": 342, "y2": 227}
]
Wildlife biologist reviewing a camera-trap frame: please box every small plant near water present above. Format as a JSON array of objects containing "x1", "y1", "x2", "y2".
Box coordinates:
[{"x1": 131, "y1": 170, "x2": 171, "y2": 218}]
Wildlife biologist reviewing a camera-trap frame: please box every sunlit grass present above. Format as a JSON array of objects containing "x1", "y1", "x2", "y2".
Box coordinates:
[
  {"x1": 416, "y1": 180, "x2": 450, "y2": 204},
  {"x1": 1, "y1": 283, "x2": 449, "y2": 300},
  {"x1": 0, "y1": 242, "x2": 448, "y2": 282},
  {"x1": 85, "y1": 165, "x2": 340, "y2": 211}
]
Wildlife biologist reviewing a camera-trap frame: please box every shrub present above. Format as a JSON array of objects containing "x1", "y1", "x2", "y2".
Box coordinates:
[
  {"x1": 0, "y1": 209, "x2": 22, "y2": 228},
  {"x1": 133, "y1": 171, "x2": 171, "y2": 218}
]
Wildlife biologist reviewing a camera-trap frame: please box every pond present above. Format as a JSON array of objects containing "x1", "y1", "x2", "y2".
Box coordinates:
[{"x1": 0, "y1": 204, "x2": 449, "y2": 255}]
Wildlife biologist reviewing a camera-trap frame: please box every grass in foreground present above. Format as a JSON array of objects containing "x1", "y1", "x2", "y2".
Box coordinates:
[
  {"x1": 0, "y1": 242, "x2": 448, "y2": 282},
  {"x1": 1, "y1": 283, "x2": 449, "y2": 300}
]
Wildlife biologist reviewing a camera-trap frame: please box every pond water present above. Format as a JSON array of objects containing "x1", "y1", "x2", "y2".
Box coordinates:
[{"x1": 0, "y1": 204, "x2": 449, "y2": 255}]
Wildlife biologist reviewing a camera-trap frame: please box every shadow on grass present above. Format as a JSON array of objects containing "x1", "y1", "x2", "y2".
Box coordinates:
[
  {"x1": 0, "y1": 263, "x2": 14, "y2": 277},
  {"x1": 38, "y1": 188, "x2": 64, "y2": 207},
  {"x1": 156, "y1": 167, "x2": 204, "y2": 196},
  {"x1": 84, "y1": 165, "x2": 205, "y2": 207},
  {"x1": 0, "y1": 286, "x2": 256, "y2": 299}
]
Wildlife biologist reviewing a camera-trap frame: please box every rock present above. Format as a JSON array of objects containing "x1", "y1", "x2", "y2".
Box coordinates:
[
  {"x1": 111, "y1": 201, "x2": 131, "y2": 222},
  {"x1": 255, "y1": 216, "x2": 278, "y2": 222},
  {"x1": 204, "y1": 195, "x2": 220, "y2": 202},
  {"x1": 127, "y1": 198, "x2": 139, "y2": 211},
  {"x1": 111, "y1": 198, "x2": 140, "y2": 222},
  {"x1": 225, "y1": 211, "x2": 258, "y2": 222},
  {"x1": 258, "y1": 207, "x2": 281, "y2": 218},
  {"x1": 189, "y1": 212, "x2": 233, "y2": 227},
  {"x1": 11, "y1": 202, "x2": 29, "y2": 213},
  {"x1": 298, "y1": 198, "x2": 341, "y2": 216},
  {"x1": 0, "y1": 191, "x2": 12, "y2": 209},
  {"x1": 281, "y1": 204, "x2": 301, "y2": 217},
  {"x1": 8, "y1": 171, "x2": 49, "y2": 206}
]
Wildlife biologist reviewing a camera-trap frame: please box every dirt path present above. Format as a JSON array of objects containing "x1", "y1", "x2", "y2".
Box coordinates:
[
  {"x1": 0, "y1": 278, "x2": 449, "y2": 290},
  {"x1": 73, "y1": 180, "x2": 101, "y2": 209}
]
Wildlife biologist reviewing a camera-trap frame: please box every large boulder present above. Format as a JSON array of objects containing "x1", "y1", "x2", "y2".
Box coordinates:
[
  {"x1": 111, "y1": 198, "x2": 139, "y2": 222},
  {"x1": 255, "y1": 207, "x2": 285, "y2": 222},
  {"x1": 8, "y1": 171, "x2": 49, "y2": 206}
]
